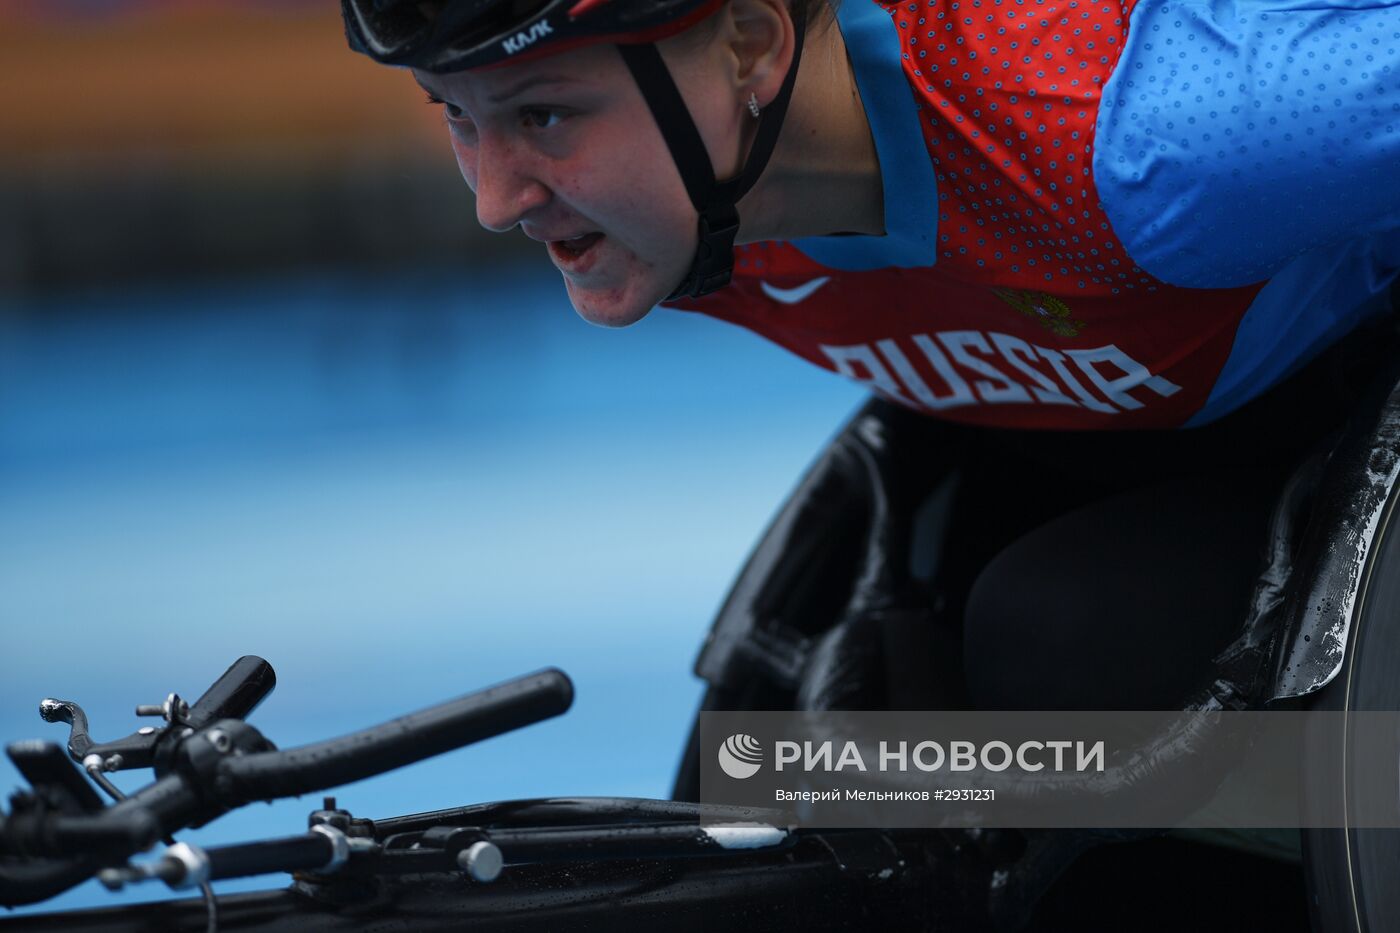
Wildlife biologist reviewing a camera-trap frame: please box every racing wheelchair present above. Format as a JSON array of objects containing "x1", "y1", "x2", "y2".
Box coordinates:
[
  {"x1": 670, "y1": 308, "x2": 1400, "y2": 931},
  {"x1": 3, "y1": 315, "x2": 1400, "y2": 931}
]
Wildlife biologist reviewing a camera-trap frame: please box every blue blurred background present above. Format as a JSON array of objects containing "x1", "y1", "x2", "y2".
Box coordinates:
[{"x1": 0, "y1": 2, "x2": 862, "y2": 917}]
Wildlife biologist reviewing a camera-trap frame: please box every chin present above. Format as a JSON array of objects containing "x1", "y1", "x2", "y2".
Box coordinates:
[{"x1": 563, "y1": 277, "x2": 665, "y2": 328}]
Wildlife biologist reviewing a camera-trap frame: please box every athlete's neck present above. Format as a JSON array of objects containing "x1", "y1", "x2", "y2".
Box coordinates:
[{"x1": 736, "y1": 14, "x2": 885, "y2": 244}]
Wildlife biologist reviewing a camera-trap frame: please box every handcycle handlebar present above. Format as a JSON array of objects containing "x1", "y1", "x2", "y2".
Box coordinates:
[
  {"x1": 0, "y1": 652, "x2": 1274, "y2": 933},
  {"x1": 0, "y1": 660, "x2": 574, "y2": 906},
  {"x1": 212, "y1": 667, "x2": 573, "y2": 803}
]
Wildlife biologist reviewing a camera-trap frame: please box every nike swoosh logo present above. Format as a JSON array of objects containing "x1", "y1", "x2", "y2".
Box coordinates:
[{"x1": 760, "y1": 277, "x2": 831, "y2": 304}]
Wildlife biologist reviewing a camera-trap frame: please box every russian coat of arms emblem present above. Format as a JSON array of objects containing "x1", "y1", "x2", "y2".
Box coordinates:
[{"x1": 991, "y1": 288, "x2": 1085, "y2": 338}]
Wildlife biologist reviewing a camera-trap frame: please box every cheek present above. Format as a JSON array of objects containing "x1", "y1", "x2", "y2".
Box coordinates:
[
  {"x1": 694, "y1": 100, "x2": 744, "y2": 181},
  {"x1": 551, "y1": 158, "x2": 639, "y2": 211},
  {"x1": 552, "y1": 165, "x2": 659, "y2": 245},
  {"x1": 554, "y1": 152, "x2": 694, "y2": 253},
  {"x1": 447, "y1": 130, "x2": 478, "y2": 191}
]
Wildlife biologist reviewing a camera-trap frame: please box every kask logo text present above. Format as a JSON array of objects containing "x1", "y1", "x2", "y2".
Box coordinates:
[{"x1": 502, "y1": 20, "x2": 553, "y2": 56}]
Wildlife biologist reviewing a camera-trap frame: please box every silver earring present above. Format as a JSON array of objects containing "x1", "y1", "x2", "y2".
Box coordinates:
[{"x1": 747, "y1": 93, "x2": 761, "y2": 118}]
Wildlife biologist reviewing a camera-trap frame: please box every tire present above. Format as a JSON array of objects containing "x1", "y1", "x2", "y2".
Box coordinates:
[{"x1": 1302, "y1": 476, "x2": 1400, "y2": 933}]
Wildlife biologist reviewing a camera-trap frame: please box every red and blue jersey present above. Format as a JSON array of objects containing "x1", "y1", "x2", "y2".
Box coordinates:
[{"x1": 664, "y1": 0, "x2": 1400, "y2": 429}]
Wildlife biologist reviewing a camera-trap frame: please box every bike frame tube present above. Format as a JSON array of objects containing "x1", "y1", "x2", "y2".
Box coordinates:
[{"x1": 1, "y1": 830, "x2": 962, "y2": 932}]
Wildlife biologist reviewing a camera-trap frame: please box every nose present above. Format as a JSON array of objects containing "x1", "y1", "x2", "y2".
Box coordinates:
[{"x1": 459, "y1": 131, "x2": 552, "y2": 234}]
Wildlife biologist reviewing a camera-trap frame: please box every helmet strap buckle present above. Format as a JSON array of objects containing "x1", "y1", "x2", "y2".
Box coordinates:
[{"x1": 668, "y1": 203, "x2": 741, "y2": 300}]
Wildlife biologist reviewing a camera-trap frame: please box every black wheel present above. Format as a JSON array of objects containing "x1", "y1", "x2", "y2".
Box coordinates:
[{"x1": 1302, "y1": 477, "x2": 1400, "y2": 933}]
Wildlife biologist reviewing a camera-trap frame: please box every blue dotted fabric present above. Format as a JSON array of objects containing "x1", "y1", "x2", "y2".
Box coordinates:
[
  {"x1": 1093, "y1": 0, "x2": 1400, "y2": 424},
  {"x1": 1094, "y1": 0, "x2": 1400, "y2": 289}
]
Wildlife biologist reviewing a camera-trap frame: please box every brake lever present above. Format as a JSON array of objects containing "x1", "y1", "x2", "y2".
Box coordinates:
[
  {"x1": 39, "y1": 698, "x2": 160, "y2": 774},
  {"x1": 36, "y1": 657, "x2": 278, "y2": 778},
  {"x1": 37, "y1": 699, "x2": 95, "y2": 761}
]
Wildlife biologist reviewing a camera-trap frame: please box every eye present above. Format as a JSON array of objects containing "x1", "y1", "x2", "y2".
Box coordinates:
[
  {"x1": 423, "y1": 91, "x2": 465, "y2": 120},
  {"x1": 520, "y1": 107, "x2": 564, "y2": 130}
]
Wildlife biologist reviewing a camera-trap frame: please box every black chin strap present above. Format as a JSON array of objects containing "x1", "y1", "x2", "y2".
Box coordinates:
[{"x1": 618, "y1": 8, "x2": 807, "y2": 300}]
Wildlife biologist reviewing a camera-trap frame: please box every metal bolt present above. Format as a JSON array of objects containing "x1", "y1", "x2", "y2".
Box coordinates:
[
  {"x1": 97, "y1": 867, "x2": 131, "y2": 891},
  {"x1": 136, "y1": 693, "x2": 189, "y2": 723},
  {"x1": 104, "y1": 753, "x2": 123, "y2": 771},
  {"x1": 163, "y1": 693, "x2": 189, "y2": 723},
  {"x1": 457, "y1": 841, "x2": 503, "y2": 883},
  {"x1": 206, "y1": 729, "x2": 231, "y2": 754},
  {"x1": 137, "y1": 726, "x2": 157, "y2": 736},
  {"x1": 96, "y1": 857, "x2": 179, "y2": 891}
]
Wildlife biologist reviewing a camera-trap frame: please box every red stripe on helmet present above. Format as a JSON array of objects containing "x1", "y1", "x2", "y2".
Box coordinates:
[{"x1": 567, "y1": 0, "x2": 611, "y2": 18}]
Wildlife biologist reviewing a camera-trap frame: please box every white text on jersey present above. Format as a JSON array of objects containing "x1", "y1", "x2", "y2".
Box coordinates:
[{"x1": 820, "y1": 331, "x2": 1181, "y2": 415}]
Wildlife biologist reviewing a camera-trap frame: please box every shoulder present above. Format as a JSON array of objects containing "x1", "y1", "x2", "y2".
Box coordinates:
[{"x1": 1093, "y1": 0, "x2": 1400, "y2": 287}]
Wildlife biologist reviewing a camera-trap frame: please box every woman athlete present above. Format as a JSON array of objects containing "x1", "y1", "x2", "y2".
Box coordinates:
[{"x1": 341, "y1": 0, "x2": 1400, "y2": 711}]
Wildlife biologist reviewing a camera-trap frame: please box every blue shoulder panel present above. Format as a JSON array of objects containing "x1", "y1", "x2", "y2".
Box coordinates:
[
  {"x1": 789, "y1": 0, "x2": 941, "y2": 271},
  {"x1": 1093, "y1": 0, "x2": 1400, "y2": 425},
  {"x1": 1094, "y1": 0, "x2": 1400, "y2": 289}
]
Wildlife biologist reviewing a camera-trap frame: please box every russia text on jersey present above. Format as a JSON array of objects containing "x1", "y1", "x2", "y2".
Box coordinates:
[{"x1": 822, "y1": 330, "x2": 1181, "y2": 418}]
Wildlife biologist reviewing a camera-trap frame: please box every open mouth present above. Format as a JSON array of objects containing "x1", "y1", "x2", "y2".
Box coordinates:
[{"x1": 548, "y1": 233, "x2": 604, "y2": 264}]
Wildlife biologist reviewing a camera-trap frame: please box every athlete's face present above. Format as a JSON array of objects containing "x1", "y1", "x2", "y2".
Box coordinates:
[{"x1": 414, "y1": 37, "x2": 743, "y2": 327}]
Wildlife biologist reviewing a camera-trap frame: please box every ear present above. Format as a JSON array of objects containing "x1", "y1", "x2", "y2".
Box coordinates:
[{"x1": 724, "y1": 0, "x2": 797, "y2": 109}]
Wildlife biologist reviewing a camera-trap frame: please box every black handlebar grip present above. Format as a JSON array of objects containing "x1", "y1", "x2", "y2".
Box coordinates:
[
  {"x1": 212, "y1": 668, "x2": 573, "y2": 804},
  {"x1": 1, "y1": 808, "x2": 161, "y2": 860},
  {"x1": 187, "y1": 656, "x2": 277, "y2": 728}
]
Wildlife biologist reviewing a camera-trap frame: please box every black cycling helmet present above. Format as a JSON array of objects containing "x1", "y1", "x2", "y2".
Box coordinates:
[{"x1": 342, "y1": 0, "x2": 807, "y2": 300}]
